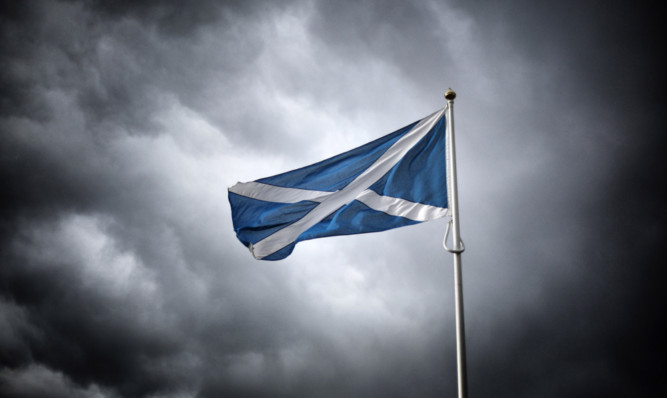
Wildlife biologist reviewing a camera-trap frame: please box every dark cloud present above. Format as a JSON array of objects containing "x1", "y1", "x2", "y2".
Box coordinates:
[
  {"x1": 309, "y1": 1, "x2": 453, "y2": 95},
  {"x1": 83, "y1": 0, "x2": 225, "y2": 37},
  {"x1": 446, "y1": 1, "x2": 666, "y2": 396},
  {"x1": 0, "y1": 364, "x2": 114, "y2": 398},
  {"x1": 1, "y1": 0, "x2": 665, "y2": 397}
]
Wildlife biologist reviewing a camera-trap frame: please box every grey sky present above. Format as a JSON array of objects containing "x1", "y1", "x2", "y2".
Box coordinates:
[{"x1": 1, "y1": 1, "x2": 664, "y2": 397}]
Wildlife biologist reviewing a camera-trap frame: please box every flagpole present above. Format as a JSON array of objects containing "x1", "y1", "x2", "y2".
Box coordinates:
[{"x1": 444, "y1": 89, "x2": 468, "y2": 398}]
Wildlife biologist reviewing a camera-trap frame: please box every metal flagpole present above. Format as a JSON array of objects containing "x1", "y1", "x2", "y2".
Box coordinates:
[{"x1": 443, "y1": 89, "x2": 468, "y2": 398}]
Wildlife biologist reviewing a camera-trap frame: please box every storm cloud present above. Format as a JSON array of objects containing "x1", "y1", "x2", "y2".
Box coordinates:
[{"x1": 1, "y1": 1, "x2": 664, "y2": 397}]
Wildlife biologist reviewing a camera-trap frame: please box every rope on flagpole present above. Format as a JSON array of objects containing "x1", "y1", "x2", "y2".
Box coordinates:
[{"x1": 443, "y1": 218, "x2": 465, "y2": 254}]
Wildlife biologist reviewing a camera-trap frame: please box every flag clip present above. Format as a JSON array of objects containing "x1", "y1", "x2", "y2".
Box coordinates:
[{"x1": 443, "y1": 218, "x2": 465, "y2": 253}]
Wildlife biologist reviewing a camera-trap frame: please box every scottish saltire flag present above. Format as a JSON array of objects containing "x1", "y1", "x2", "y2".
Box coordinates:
[{"x1": 228, "y1": 107, "x2": 450, "y2": 260}]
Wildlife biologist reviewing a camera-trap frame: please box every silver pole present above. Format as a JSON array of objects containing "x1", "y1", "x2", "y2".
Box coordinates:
[{"x1": 444, "y1": 89, "x2": 468, "y2": 398}]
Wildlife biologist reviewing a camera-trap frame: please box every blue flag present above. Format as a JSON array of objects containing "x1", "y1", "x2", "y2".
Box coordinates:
[{"x1": 228, "y1": 108, "x2": 450, "y2": 260}]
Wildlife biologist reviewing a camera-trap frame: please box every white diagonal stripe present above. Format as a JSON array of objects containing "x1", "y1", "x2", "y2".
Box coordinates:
[
  {"x1": 355, "y1": 190, "x2": 449, "y2": 222},
  {"x1": 229, "y1": 182, "x2": 447, "y2": 222},
  {"x1": 250, "y1": 108, "x2": 446, "y2": 259},
  {"x1": 229, "y1": 181, "x2": 332, "y2": 203}
]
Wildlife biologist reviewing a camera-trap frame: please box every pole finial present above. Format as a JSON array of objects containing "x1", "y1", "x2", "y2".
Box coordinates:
[{"x1": 444, "y1": 88, "x2": 456, "y2": 100}]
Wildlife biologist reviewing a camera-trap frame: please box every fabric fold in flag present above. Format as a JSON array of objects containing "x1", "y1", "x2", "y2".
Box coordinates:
[{"x1": 228, "y1": 107, "x2": 450, "y2": 260}]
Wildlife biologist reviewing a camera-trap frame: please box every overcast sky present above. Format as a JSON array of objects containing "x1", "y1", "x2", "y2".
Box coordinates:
[{"x1": 1, "y1": 1, "x2": 664, "y2": 397}]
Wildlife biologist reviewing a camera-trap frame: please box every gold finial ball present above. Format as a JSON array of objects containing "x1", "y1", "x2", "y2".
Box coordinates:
[{"x1": 444, "y1": 89, "x2": 456, "y2": 100}]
